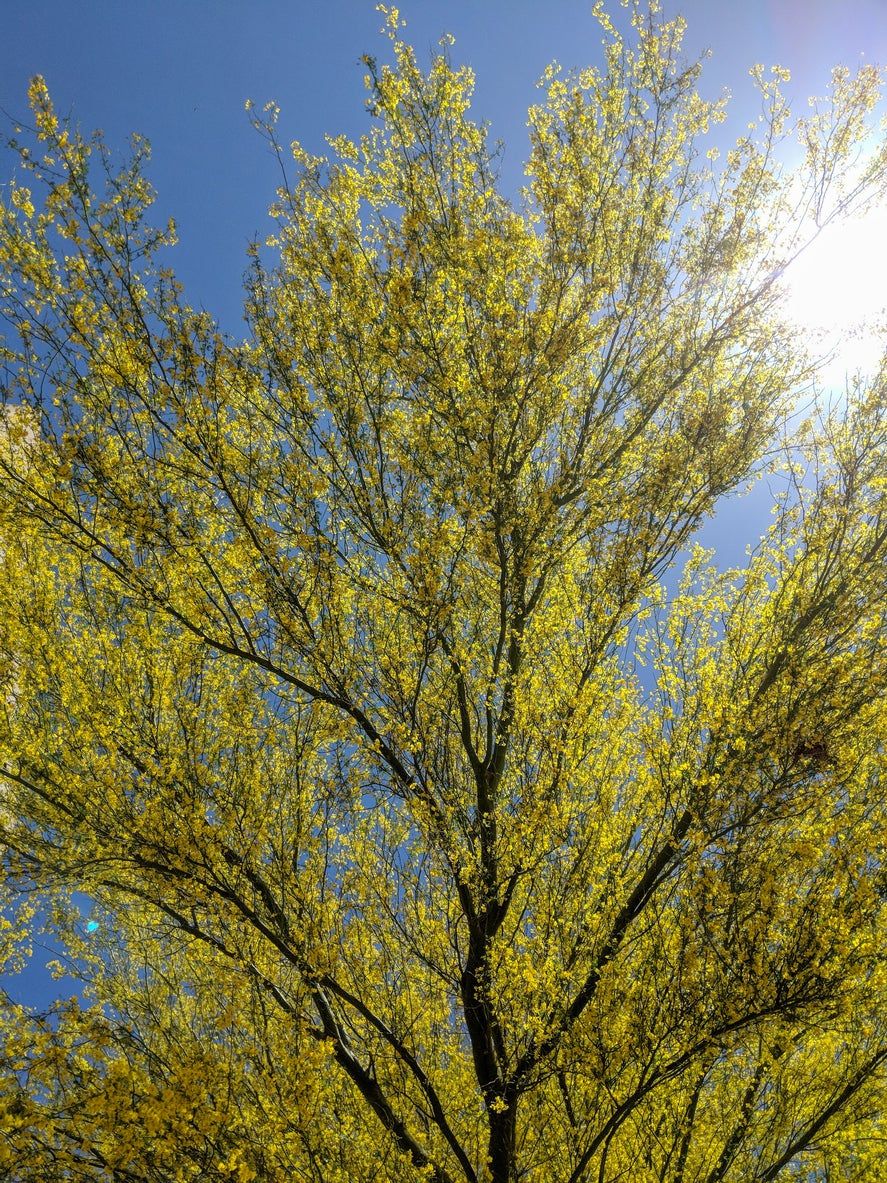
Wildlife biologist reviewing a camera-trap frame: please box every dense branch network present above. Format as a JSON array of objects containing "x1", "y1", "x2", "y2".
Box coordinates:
[{"x1": 0, "y1": 4, "x2": 886, "y2": 1181}]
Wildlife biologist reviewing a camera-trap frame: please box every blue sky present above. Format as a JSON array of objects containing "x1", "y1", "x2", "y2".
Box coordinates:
[
  {"x1": 2, "y1": 0, "x2": 886, "y2": 1010},
  {"x1": 3, "y1": 1, "x2": 886, "y2": 331}
]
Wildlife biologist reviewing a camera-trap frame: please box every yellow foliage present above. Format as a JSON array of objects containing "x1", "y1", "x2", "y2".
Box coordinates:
[{"x1": 0, "y1": 4, "x2": 886, "y2": 1182}]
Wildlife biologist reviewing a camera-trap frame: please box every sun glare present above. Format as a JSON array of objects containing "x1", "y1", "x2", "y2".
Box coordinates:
[{"x1": 782, "y1": 202, "x2": 887, "y2": 386}]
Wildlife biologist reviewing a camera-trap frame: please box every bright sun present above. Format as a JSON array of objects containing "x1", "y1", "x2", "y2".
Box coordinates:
[{"x1": 781, "y1": 202, "x2": 887, "y2": 386}]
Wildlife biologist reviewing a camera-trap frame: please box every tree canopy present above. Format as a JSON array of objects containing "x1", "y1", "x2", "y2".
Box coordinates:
[{"x1": 1, "y1": 4, "x2": 887, "y2": 1180}]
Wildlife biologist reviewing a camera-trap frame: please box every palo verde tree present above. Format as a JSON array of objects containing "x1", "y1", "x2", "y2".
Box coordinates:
[{"x1": 1, "y1": 4, "x2": 887, "y2": 1180}]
